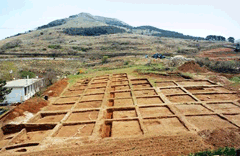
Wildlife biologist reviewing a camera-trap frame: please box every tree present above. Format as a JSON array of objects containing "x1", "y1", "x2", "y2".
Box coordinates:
[
  {"x1": 0, "y1": 80, "x2": 12, "y2": 103},
  {"x1": 228, "y1": 37, "x2": 235, "y2": 43}
]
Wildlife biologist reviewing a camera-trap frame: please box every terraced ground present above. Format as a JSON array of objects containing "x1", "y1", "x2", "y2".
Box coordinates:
[{"x1": 0, "y1": 73, "x2": 240, "y2": 155}]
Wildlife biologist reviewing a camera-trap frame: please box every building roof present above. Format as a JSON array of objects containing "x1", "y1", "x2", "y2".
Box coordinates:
[{"x1": 5, "y1": 79, "x2": 42, "y2": 88}]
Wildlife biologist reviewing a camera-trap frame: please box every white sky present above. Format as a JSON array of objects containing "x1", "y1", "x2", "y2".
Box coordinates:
[{"x1": 0, "y1": 0, "x2": 239, "y2": 40}]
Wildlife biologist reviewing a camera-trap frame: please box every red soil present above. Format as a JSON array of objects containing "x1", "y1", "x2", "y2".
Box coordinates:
[
  {"x1": 4, "y1": 97, "x2": 48, "y2": 120},
  {"x1": 198, "y1": 127, "x2": 240, "y2": 149},
  {"x1": 43, "y1": 79, "x2": 68, "y2": 97},
  {"x1": 198, "y1": 48, "x2": 240, "y2": 61},
  {"x1": 201, "y1": 48, "x2": 233, "y2": 53},
  {"x1": 178, "y1": 61, "x2": 209, "y2": 73}
]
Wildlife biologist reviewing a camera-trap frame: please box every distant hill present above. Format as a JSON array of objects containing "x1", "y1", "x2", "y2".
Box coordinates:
[{"x1": 8, "y1": 12, "x2": 204, "y2": 40}]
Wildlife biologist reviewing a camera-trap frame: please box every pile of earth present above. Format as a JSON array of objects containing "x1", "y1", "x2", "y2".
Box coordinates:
[
  {"x1": 3, "y1": 97, "x2": 48, "y2": 121},
  {"x1": 198, "y1": 127, "x2": 240, "y2": 149},
  {"x1": 178, "y1": 61, "x2": 209, "y2": 73},
  {"x1": 43, "y1": 78, "x2": 68, "y2": 97}
]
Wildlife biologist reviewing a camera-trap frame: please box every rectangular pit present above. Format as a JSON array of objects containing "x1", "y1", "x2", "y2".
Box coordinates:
[
  {"x1": 186, "y1": 115, "x2": 236, "y2": 131},
  {"x1": 110, "y1": 120, "x2": 143, "y2": 138},
  {"x1": 54, "y1": 123, "x2": 95, "y2": 137},
  {"x1": 66, "y1": 110, "x2": 99, "y2": 122},
  {"x1": 10, "y1": 124, "x2": 55, "y2": 145},
  {"x1": 140, "y1": 106, "x2": 173, "y2": 117},
  {"x1": 92, "y1": 79, "x2": 108, "y2": 83},
  {"x1": 112, "y1": 74, "x2": 127, "y2": 78},
  {"x1": 175, "y1": 104, "x2": 212, "y2": 115},
  {"x1": 106, "y1": 109, "x2": 137, "y2": 119},
  {"x1": 132, "y1": 83, "x2": 153, "y2": 89},
  {"x1": 206, "y1": 102, "x2": 240, "y2": 114},
  {"x1": 0, "y1": 134, "x2": 15, "y2": 149},
  {"x1": 62, "y1": 90, "x2": 84, "y2": 97},
  {"x1": 143, "y1": 117, "x2": 188, "y2": 135},
  {"x1": 74, "y1": 101, "x2": 102, "y2": 109},
  {"x1": 108, "y1": 98, "x2": 134, "y2": 107},
  {"x1": 68, "y1": 85, "x2": 87, "y2": 91},
  {"x1": 130, "y1": 79, "x2": 149, "y2": 84},
  {"x1": 155, "y1": 81, "x2": 177, "y2": 87},
  {"x1": 177, "y1": 80, "x2": 213, "y2": 86},
  {"x1": 133, "y1": 89, "x2": 157, "y2": 96},
  {"x1": 225, "y1": 114, "x2": 240, "y2": 126},
  {"x1": 95, "y1": 75, "x2": 109, "y2": 79},
  {"x1": 112, "y1": 77, "x2": 128, "y2": 81},
  {"x1": 136, "y1": 97, "x2": 164, "y2": 105},
  {"x1": 54, "y1": 97, "x2": 79, "y2": 104},
  {"x1": 194, "y1": 93, "x2": 239, "y2": 101},
  {"x1": 44, "y1": 104, "x2": 73, "y2": 111},
  {"x1": 111, "y1": 85, "x2": 130, "y2": 91},
  {"x1": 185, "y1": 86, "x2": 231, "y2": 94},
  {"x1": 166, "y1": 95, "x2": 197, "y2": 103},
  {"x1": 111, "y1": 81, "x2": 129, "y2": 86},
  {"x1": 81, "y1": 94, "x2": 104, "y2": 101},
  {"x1": 28, "y1": 113, "x2": 66, "y2": 123},
  {"x1": 89, "y1": 82, "x2": 107, "y2": 88},
  {"x1": 86, "y1": 88, "x2": 105, "y2": 94},
  {"x1": 110, "y1": 91, "x2": 132, "y2": 98},
  {"x1": 160, "y1": 87, "x2": 186, "y2": 95}
]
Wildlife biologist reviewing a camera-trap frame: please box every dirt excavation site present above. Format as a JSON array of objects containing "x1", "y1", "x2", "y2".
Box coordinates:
[{"x1": 1, "y1": 73, "x2": 240, "y2": 155}]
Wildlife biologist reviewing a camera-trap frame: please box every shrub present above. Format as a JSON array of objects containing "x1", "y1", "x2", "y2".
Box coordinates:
[
  {"x1": 19, "y1": 71, "x2": 36, "y2": 79},
  {"x1": 124, "y1": 60, "x2": 130, "y2": 65},
  {"x1": 1, "y1": 39, "x2": 22, "y2": 51},
  {"x1": 72, "y1": 46, "x2": 92, "y2": 52},
  {"x1": 0, "y1": 79, "x2": 12, "y2": 102},
  {"x1": 48, "y1": 44, "x2": 62, "y2": 49},
  {"x1": 188, "y1": 147, "x2": 236, "y2": 156},
  {"x1": 102, "y1": 56, "x2": 109, "y2": 64},
  {"x1": 230, "y1": 76, "x2": 240, "y2": 83},
  {"x1": 196, "y1": 58, "x2": 240, "y2": 73}
]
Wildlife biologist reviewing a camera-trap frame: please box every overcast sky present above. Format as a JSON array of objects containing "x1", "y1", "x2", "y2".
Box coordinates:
[{"x1": 0, "y1": 0, "x2": 239, "y2": 40}]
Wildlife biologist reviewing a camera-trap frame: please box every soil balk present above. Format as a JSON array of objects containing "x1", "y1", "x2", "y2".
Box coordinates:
[{"x1": 43, "y1": 78, "x2": 68, "y2": 97}]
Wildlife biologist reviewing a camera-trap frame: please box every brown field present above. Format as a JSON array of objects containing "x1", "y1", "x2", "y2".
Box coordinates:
[{"x1": 0, "y1": 73, "x2": 240, "y2": 155}]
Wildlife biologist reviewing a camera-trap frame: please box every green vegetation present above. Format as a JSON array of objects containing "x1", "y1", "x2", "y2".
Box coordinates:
[
  {"x1": 0, "y1": 39, "x2": 22, "y2": 51},
  {"x1": 48, "y1": 44, "x2": 62, "y2": 49},
  {"x1": 188, "y1": 147, "x2": 237, "y2": 156},
  {"x1": 134, "y1": 63, "x2": 174, "y2": 75},
  {"x1": 0, "y1": 62, "x2": 18, "y2": 81},
  {"x1": 196, "y1": 58, "x2": 240, "y2": 73},
  {"x1": 0, "y1": 80, "x2": 12, "y2": 102},
  {"x1": 230, "y1": 76, "x2": 240, "y2": 84},
  {"x1": 102, "y1": 56, "x2": 109, "y2": 63},
  {"x1": 19, "y1": 71, "x2": 36, "y2": 79}
]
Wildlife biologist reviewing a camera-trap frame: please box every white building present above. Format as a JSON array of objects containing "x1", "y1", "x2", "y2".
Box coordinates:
[{"x1": 3, "y1": 78, "x2": 44, "y2": 104}]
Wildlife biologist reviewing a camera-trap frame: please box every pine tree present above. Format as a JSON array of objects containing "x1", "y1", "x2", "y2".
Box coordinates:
[{"x1": 0, "y1": 80, "x2": 12, "y2": 103}]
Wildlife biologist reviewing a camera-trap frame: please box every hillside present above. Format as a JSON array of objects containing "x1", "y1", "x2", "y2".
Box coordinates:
[{"x1": 18, "y1": 12, "x2": 203, "y2": 40}]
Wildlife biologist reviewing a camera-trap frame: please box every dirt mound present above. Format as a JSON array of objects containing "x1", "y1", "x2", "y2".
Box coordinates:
[
  {"x1": 43, "y1": 78, "x2": 68, "y2": 97},
  {"x1": 178, "y1": 61, "x2": 208, "y2": 73},
  {"x1": 198, "y1": 127, "x2": 240, "y2": 149},
  {"x1": 4, "y1": 97, "x2": 48, "y2": 120}
]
